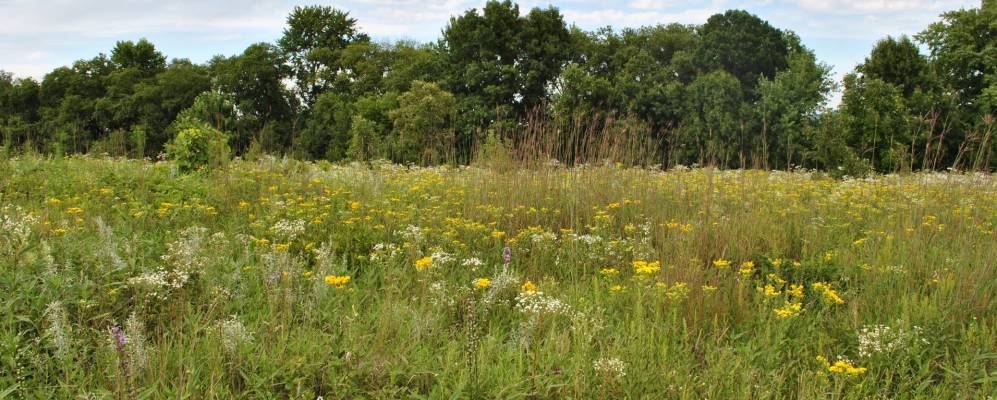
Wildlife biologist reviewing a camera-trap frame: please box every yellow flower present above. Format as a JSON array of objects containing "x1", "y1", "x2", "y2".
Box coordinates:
[
  {"x1": 610, "y1": 284, "x2": 625, "y2": 293},
  {"x1": 713, "y1": 259, "x2": 731, "y2": 269},
  {"x1": 762, "y1": 284, "x2": 781, "y2": 297},
  {"x1": 773, "y1": 301, "x2": 802, "y2": 319},
  {"x1": 274, "y1": 242, "x2": 291, "y2": 252},
  {"x1": 600, "y1": 268, "x2": 620, "y2": 277},
  {"x1": 491, "y1": 230, "x2": 505, "y2": 239},
  {"x1": 633, "y1": 260, "x2": 661, "y2": 274},
  {"x1": 701, "y1": 285, "x2": 718, "y2": 292},
  {"x1": 302, "y1": 271, "x2": 315, "y2": 278},
  {"x1": 473, "y1": 278, "x2": 491, "y2": 289},
  {"x1": 812, "y1": 282, "x2": 845, "y2": 304},
  {"x1": 415, "y1": 256, "x2": 433, "y2": 271},
  {"x1": 521, "y1": 280, "x2": 537, "y2": 293},
  {"x1": 739, "y1": 261, "x2": 754, "y2": 277},
  {"x1": 324, "y1": 275, "x2": 350, "y2": 288},
  {"x1": 66, "y1": 207, "x2": 83, "y2": 215},
  {"x1": 350, "y1": 201, "x2": 361, "y2": 210},
  {"x1": 786, "y1": 284, "x2": 804, "y2": 299},
  {"x1": 828, "y1": 360, "x2": 867, "y2": 376}
]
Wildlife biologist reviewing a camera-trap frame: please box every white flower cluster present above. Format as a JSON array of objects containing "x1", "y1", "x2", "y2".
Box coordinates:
[
  {"x1": 369, "y1": 242, "x2": 400, "y2": 263},
  {"x1": 515, "y1": 291, "x2": 573, "y2": 317},
  {"x1": 529, "y1": 231, "x2": 557, "y2": 244},
  {"x1": 430, "y1": 251, "x2": 455, "y2": 266},
  {"x1": 160, "y1": 226, "x2": 209, "y2": 272},
  {"x1": 592, "y1": 357, "x2": 627, "y2": 379},
  {"x1": 396, "y1": 225, "x2": 425, "y2": 243},
  {"x1": 857, "y1": 323, "x2": 928, "y2": 358},
  {"x1": 461, "y1": 257, "x2": 484, "y2": 268},
  {"x1": 212, "y1": 315, "x2": 253, "y2": 355},
  {"x1": 482, "y1": 267, "x2": 519, "y2": 306},
  {"x1": 271, "y1": 219, "x2": 306, "y2": 241},
  {"x1": 0, "y1": 204, "x2": 38, "y2": 252},
  {"x1": 127, "y1": 268, "x2": 191, "y2": 299}
]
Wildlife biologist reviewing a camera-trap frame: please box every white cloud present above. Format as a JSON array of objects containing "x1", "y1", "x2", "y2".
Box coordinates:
[{"x1": 795, "y1": 0, "x2": 974, "y2": 14}]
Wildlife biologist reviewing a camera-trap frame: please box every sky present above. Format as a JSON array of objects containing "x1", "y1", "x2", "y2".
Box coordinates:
[{"x1": 0, "y1": 0, "x2": 983, "y2": 105}]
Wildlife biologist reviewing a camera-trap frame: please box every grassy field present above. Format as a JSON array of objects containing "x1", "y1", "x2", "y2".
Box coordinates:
[{"x1": 1, "y1": 155, "x2": 995, "y2": 399}]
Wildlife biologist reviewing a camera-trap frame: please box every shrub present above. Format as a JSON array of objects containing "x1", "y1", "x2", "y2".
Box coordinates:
[{"x1": 165, "y1": 118, "x2": 230, "y2": 173}]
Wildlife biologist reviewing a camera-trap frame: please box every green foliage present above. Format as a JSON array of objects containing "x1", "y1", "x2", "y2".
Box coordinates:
[
  {"x1": 696, "y1": 10, "x2": 790, "y2": 94},
  {"x1": 2, "y1": 2, "x2": 996, "y2": 172},
  {"x1": 279, "y1": 5, "x2": 369, "y2": 107},
  {"x1": 165, "y1": 118, "x2": 230, "y2": 173},
  {"x1": 389, "y1": 81, "x2": 457, "y2": 164}
]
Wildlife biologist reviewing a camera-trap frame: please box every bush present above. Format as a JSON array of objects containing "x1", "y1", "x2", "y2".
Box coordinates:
[{"x1": 165, "y1": 118, "x2": 230, "y2": 173}]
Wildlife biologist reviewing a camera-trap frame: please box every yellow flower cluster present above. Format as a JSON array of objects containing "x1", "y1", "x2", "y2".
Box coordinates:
[
  {"x1": 324, "y1": 275, "x2": 351, "y2": 288},
  {"x1": 773, "y1": 301, "x2": 802, "y2": 319},
  {"x1": 473, "y1": 278, "x2": 491, "y2": 289},
  {"x1": 414, "y1": 256, "x2": 433, "y2": 271},
  {"x1": 812, "y1": 282, "x2": 845, "y2": 305},
  {"x1": 817, "y1": 356, "x2": 867, "y2": 376},
  {"x1": 632, "y1": 260, "x2": 661, "y2": 275}
]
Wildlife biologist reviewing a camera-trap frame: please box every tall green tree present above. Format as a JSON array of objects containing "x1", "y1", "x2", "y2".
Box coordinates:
[
  {"x1": 696, "y1": 10, "x2": 789, "y2": 95},
  {"x1": 279, "y1": 6, "x2": 368, "y2": 107},
  {"x1": 389, "y1": 81, "x2": 457, "y2": 164}
]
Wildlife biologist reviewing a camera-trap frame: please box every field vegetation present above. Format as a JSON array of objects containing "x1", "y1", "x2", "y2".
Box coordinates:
[{"x1": 1, "y1": 154, "x2": 994, "y2": 398}]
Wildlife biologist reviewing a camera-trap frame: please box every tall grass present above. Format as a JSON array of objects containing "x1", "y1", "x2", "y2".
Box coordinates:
[{"x1": 0, "y1": 154, "x2": 994, "y2": 398}]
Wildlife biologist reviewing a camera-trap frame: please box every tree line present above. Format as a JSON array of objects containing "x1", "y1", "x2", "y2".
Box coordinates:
[{"x1": 1, "y1": 0, "x2": 994, "y2": 173}]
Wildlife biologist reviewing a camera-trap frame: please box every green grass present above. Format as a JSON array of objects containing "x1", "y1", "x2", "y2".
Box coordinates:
[{"x1": 0, "y1": 155, "x2": 995, "y2": 398}]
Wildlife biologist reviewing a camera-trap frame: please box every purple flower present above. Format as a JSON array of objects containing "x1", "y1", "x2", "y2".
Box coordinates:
[
  {"x1": 110, "y1": 325, "x2": 128, "y2": 350},
  {"x1": 502, "y1": 246, "x2": 512, "y2": 264}
]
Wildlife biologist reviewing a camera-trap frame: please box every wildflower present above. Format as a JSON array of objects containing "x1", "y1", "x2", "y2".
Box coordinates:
[
  {"x1": 502, "y1": 246, "x2": 512, "y2": 264},
  {"x1": 812, "y1": 282, "x2": 845, "y2": 304},
  {"x1": 702, "y1": 285, "x2": 718, "y2": 292},
  {"x1": 415, "y1": 256, "x2": 433, "y2": 271},
  {"x1": 274, "y1": 242, "x2": 291, "y2": 252},
  {"x1": 522, "y1": 280, "x2": 538, "y2": 293},
  {"x1": 774, "y1": 301, "x2": 802, "y2": 319},
  {"x1": 600, "y1": 268, "x2": 620, "y2": 277},
  {"x1": 610, "y1": 284, "x2": 625, "y2": 293},
  {"x1": 787, "y1": 284, "x2": 804, "y2": 299},
  {"x1": 491, "y1": 230, "x2": 505, "y2": 239},
  {"x1": 324, "y1": 275, "x2": 351, "y2": 288},
  {"x1": 66, "y1": 207, "x2": 83, "y2": 215},
  {"x1": 593, "y1": 357, "x2": 627, "y2": 379},
  {"x1": 633, "y1": 260, "x2": 661, "y2": 275},
  {"x1": 473, "y1": 278, "x2": 491, "y2": 289},
  {"x1": 713, "y1": 259, "x2": 731, "y2": 269},
  {"x1": 762, "y1": 284, "x2": 781, "y2": 297},
  {"x1": 739, "y1": 261, "x2": 754, "y2": 277},
  {"x1": 828, "y1": 359, "x2": 867, "y2": 376}
]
